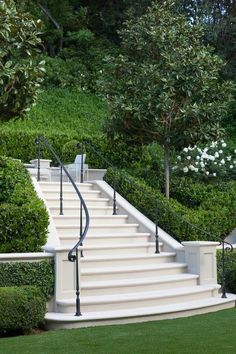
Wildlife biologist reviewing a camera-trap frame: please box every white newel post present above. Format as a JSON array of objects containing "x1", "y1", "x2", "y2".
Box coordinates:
[{"x1": 182, "y1": 241, "x2": 218, "y2": 285}]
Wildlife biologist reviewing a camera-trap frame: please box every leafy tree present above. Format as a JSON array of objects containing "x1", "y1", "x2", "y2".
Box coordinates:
[
  {"x1": 101, "y1": 0, "x2": 235, "y2": 198},
  {"x1": 0, "y1": 0, "x2": 45, "y2": 121}
]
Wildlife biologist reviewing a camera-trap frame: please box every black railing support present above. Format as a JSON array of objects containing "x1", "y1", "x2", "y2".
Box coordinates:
[
  {"x1": 80, "y1": 143, "x2": 84, "y2": 183},
  {"x1": 59, "y1": 165, "x2": 63, "y2": 215},
  {"x1": 75, "y1": 247, "x2": 82, "y2": 316},
  {"x1": 220, "y1": 240, "x2": 233, "y2": 299},
  {"x1": 113, "y1": 189, "x2": 117, "y2": 215},
  {"x1": 35, "y1": 138, "x2": 41, "y2": 181},
  {"x1": 155, "y1": 223, "x2": 160, "y2": 254}
]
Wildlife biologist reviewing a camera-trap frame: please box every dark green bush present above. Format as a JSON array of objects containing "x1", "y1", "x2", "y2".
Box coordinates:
[
  {"x1": 217, "y1": 250, "x2": 236, "y2": 294},
  {"x1": 0, "y1": 260, "x2": 54, "y2": 299},
  {"x1": 105, "y1": 168, "x2": 235, "y2": 242},
  {"x1": 0, "y1": 156, "x2": 49, "y2": 252},
  {"x1": 0, "y1": 286, "x2": 46, "y2": 335}
]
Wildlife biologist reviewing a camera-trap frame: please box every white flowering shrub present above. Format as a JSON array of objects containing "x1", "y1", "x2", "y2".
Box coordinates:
[{"x1": 174, "y1": 140, "x2": 236, "y2": 179}]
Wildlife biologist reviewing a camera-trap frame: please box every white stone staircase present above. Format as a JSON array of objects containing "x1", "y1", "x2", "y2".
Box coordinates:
[{"x1": 34, "y1": 180, "x2": 236, "y2": 329}]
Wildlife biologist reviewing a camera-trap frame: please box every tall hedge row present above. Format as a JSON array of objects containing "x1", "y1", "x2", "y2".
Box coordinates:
[
  {"x1": 105, "y1": 168, "x2": 236, "y2": 242},
  {"x1": 0, "y1": 156, "x2": 49, "y2": 252}
]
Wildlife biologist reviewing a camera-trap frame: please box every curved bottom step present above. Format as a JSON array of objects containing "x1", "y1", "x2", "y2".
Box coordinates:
[{"x1": 45, "y1": 294, "x2": 236, "y2": 330}]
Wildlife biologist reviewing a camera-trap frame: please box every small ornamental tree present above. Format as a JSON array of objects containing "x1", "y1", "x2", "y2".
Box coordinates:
[
  {"x1": 101, "y1": 0, "x2": 235, "y2": 198},
  {"x1": 0, "y1": 0, "x2": 45, "y2": 121}
]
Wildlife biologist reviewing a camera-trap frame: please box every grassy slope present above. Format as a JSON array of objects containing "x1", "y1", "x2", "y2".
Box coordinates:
[
  {"x1": 1, "y1": 309, "x2": 236, "y2": 354},
  {"x1": 2, "y1": 88, "x2": 108, "y2": 136}
]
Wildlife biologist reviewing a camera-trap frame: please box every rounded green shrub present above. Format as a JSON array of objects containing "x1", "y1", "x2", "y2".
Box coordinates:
[{"x1": 0, "y1": 286, "x2": 46, "y2": 335}]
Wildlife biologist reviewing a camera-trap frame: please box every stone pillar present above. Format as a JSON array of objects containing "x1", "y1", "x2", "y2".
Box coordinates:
[{"x1": 182, "y1": 241, "x2": 219, "y2": 285}]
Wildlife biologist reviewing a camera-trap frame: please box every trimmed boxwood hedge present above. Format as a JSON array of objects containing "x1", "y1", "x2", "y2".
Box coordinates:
[
  {"x1": 105, "y1": 168, "x2": 235, "y2": 242},
  {"x1": 0, "y1": 156, "x2": 49, "y2": 252},
  {"x1": 0, "y1": 286, "x2": 46, "y2": 335},
  {"x1": 217, "y1": 250, "x2": 236, "y2": 294},
  {"x1": 0, "y1": 260, "x2": 54, "y2": 299}
]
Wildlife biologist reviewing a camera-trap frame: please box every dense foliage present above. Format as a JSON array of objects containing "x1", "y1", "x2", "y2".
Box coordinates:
[
  {"x1": 0, "y1": 286, "x2": 46, "y2": 335},
  {"x1": 0, "y1": 0, "x2": 45, "y2": 121},
  {"x1": 217, "y1": 250, "x2": 236, "y2": 294},
  {"x1": 0, "y1": 156, "x2": 49, "y2": 252},
  {"x1": 105, "y1": 168, "x2": 236, "y2": 242},
  {"x1": 0, "y1": 260, "x2": 54, "y2": 299}
]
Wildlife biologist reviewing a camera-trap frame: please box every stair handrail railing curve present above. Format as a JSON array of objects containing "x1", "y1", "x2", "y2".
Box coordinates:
[
  {"x1": 83, "y1": 140, "x2": 234, "y2": 298},
  {"x1": 35, "y1": 135, "x2": 90, "y2": 316}
]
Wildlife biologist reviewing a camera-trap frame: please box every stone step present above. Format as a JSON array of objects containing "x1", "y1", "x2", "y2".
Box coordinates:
[
  {"x1": 39, "y1": 181, "x2": 94, "y2": 192},
  {"x1": 45, "y1": 294, "x2": 236, "y2": 330},
  {"x1": 45, "y1": 197, "x2": 110, "y2": 208},
  {"x1": 50, "y1": 206, "x2": 116, "y2": 216},
  {"x1": 57, "y1": 285, "x2": 220, "y2": 313},
  {"x1": 43, "y1": 190, "x2": 102, "y2": 199},
  {"x1": 80, "y1": 262, "x2": 187, "y2": 282},
  {"x1": 60, "y1": 233, "x2": 152, "y2": 247},
  {"x1": 53, "y1": 215, "x2": 129, "y2": 227},
  {"x1": 57, "y1": 224, "x2": 140, "y2": 237},
  {"x1": 80, "y1": 252, "x2": 171, "y2": 269},
  {"x1": 81, "y1": 273, "x2": 199, "y2": 296},
  {"x1": 79, "y1": 243, "x2": 156, "y2": 257}
]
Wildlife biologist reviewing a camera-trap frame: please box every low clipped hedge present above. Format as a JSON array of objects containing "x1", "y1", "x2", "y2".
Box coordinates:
[
  {"x1": 0, "y1": 286, "x2": 46, "y2": 335},
  {"x1": 0, "y1": 156, "x2": 49, "y2": 252},
  {"x1": 105, "y1": 168, "x2": 235, "y2": 242},
  {"x1": 217, "y1": 250, "x2": 236, "y2": 294},
  {"x1": 0, "y1": 260, "x2": 54, "y2": 299}
]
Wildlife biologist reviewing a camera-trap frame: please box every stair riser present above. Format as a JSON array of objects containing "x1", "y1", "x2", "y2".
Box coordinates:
[
  {"x1": 40, "y1": 184, "x2": 93, "y2": 192},
  {"x1": 79, "y1": 245, "x2": 155, "y2": 257},
  {"x1": 58, "y1": 290, "x2": 214, "y2": 314},
  {"x1": 43, "y1": 191, "x2": 101, "y2": 199},
  {"x1": 53, "y1": 216, "x2": 128, "y2": 227},
  {"x1": 81, "y1": 277, "x2": 198, "y2": 296},
  {"x1": 57, "y1": 226, "x2": 139, "y2": 237},
  {"x1": 50, "y1": 208, "x2": 114, "y2": 216},
  {"x1": 80, "y1": 255, "x2": 173, "y2": 269},
  {"x1": 81, "y1": 266, "x2": 186, "y2": 282},
  {"x1": 60, "y1": 236, "x2": 150, "y2": 247},
  {"x1": 45, "y1": 199, "x2": 109, "y2": 208}
]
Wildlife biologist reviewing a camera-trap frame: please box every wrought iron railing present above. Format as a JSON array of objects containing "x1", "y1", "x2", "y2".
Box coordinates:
[
  {"x1": 83, "y1": 141, "x2": 234, "y2": 297},
  {"x1": 35, "y1": 136, "x2": 90, "y2": 316}
]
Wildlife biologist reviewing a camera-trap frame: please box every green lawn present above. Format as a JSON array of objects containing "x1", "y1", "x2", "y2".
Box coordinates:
[
  {"x1": 3, "y1": 88, "x2": 108, "y2": 136},
  {"x1": 1, "y1": 309, "x2": 236, "y2": 354}
]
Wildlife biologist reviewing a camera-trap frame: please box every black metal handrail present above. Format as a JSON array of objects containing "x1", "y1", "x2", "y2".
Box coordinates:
[
  {"x1": 35, "y1": 136, "x2": 90, "y2": 316},
  {"x1": 220, "y1": 240, "x2": 234, "y2": 298},
  {"x1": 83, "y1": 141, "x2": 234, "y2": 297}
]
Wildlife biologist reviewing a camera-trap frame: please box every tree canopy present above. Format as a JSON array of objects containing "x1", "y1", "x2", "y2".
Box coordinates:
[{"x1": 101, "y1": 0, "x2": 235, "y2": 197}]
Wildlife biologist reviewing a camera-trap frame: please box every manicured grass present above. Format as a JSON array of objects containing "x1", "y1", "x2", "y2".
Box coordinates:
[
  {"x1": 1, "y1": 309, "x2": 236, "y2": 354},
  {"x1": 3, "y1": 88, "x2": 108, "y2": 136}
]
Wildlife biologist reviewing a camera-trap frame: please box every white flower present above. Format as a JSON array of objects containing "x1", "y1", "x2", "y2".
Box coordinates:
[
  {"x1": 187, "y1": 156, "x2": 191, "y2": 160},
  {"x1": 214, "y1": 162, "x2": 217, "y2": 165},
  {"x1": 215, "y1": 152, "x2": 219, "y2": 158},
  {"x1": 234, "y1": 149, "x2": 236, "y2": 154},
  {"x1": 183, "y1": 167, "x2": 189, "y2": 173},
  {"x1": 189, "y1": 165, "x2": 195, "y2": 171},
  {"x1": 196, "y1": 156, "x2": 200, "y2": 160},
  {"x1": 227, "y1": 156, "x2": 231, "y2": 161},
  {"x1": 230, "y1": 165, "x2": 233, "y2": 169},
  {"x1": 219, "y1": 150, "x2": 223, "y2": 154},
  {"x1": 222, "y1": 143, "x2": 227, "y2": 148},
  {"x1": 220, "y1": 139, "x2": 225, "y2": 143},
  {"x1": 213, "y1": 173, "x2": 216, "y2": 177},
  {"x1": 220, "y1": 159, "x2": 225, "y2": 165},
  {"x1": 183, "y1": 147, "x2": 188, "y2": 152},
  {"x1": 208, "y1": 155, "x2": 215, "y2": 161},
  {"x1": 196, "y1": 162, "x2": 199, "y2": 165},
  {"x1": 200, "y1": 162, "x2": 205, "y2": 168},
  {"x1": 203, "y1": 148, "x2": 208, "y2": 153},
  {"x1": 194, "y1": 168, "x2": 199, "y2": 172},
  {"x1": 177, "y1": 155, "x2": 181, "y2": 160},
  {"x1": 206, "y1": 171, "x2": 209, "y2": 175}
]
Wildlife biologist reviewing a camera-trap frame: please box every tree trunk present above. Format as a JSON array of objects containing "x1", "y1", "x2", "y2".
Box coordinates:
[{"x1": 164, "y1": 144, "x2": 170, "y2": 199}]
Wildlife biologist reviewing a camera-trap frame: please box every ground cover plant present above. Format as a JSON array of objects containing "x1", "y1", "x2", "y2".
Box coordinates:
[{"x1": 0, "y1": 309, "x2": 236, "y2": 353}]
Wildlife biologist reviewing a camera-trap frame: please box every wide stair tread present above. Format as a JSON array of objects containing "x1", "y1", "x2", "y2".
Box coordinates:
[{"x1": 46, "y1": 295, "x2": 236, "y2": 322}]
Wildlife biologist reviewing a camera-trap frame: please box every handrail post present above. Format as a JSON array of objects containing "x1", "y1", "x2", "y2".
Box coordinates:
[
  {"x1": 35, "y1": 138, "x2": 41, "y2": 181},
  {"x1": 155, "y1": 222, "x2": 160, "y2": 254},
  {"x1": 75, "y1": 247, "x2": 82, "y2": 316},
  {"x1": 221, "y1": 241, "x2": 227, "y2": 298},
  {"x1": 80, "y1": 143, "x2": 84, "y2": 183},
  {"x1": 60, "y1": 165, "x2": 63, "y2": 215},
  {"x1": 113, "y1": 189, "x2": 117, "y2": 215}
]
